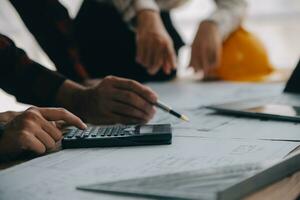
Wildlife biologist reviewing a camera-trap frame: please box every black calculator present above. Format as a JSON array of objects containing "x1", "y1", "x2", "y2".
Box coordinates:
[{"x1": 62, "y1": 124, "x2": 172, "y2": 149}]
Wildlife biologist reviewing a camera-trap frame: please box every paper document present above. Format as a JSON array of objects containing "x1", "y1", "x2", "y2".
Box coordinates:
[
  {"x1": 0, "y1": 137, "x2": 298, "y2": 200},
  {"x1": 0, "y1": 82, "x2": 297, "y2": 200},
  {"x1": 150, "y1": 107, "x2": 235, "y2": 131},
  {"x1": 151, "y1": 107, "x2": 300, "y2": 141},
  {"x1": 147, "y1": 81, "x2": 282, "y2": 109},
  {"x1": 147, "y1": 82, "x2": 300, "y2": 141},
  {"x1": 78, "y1": 154, "x2": 300, "y2": 200},
  {"x1": 79, "y1": 163, "x2": 263, "y2": 200}
]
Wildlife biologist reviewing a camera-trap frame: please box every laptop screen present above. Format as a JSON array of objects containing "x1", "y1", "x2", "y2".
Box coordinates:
[{"x1": 284, "y1": 58, "x2": 300, "y2": 94}]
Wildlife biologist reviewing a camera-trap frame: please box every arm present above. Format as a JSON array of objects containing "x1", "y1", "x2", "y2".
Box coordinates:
[
  {"x1": 189, "y1": 0, "x2": 247, "y2": 78},
  {"x1": 9, "y1": 0, "x2": 89, "y2": 81},
  {"x1": 110, "y1": 0, "x2": 159, "y2": 23},
  {"x1": 0, "y1": 36, "x2": 87, "y2": 159},
  {"x1": 0, "y1": 107, "x2": 86, "y2": 161},
  {"x1": 0, "y1": 34, "x2": 66, "y2": 107},
  {"x1": 111, "y1": 0, "x2": 188, "y2": 23},
  {"x1": 0, "y1": 34, "x2": 157, "y2": 125},
  {"x1": 110, "y1": 0, "x2": 177, "y2": 75},
  {"x1": 55, "y1": 76, "x2": 157, "y2": 125},
  {"x1": 207, "y1": 0, "x2": 247, "y2": 40}
]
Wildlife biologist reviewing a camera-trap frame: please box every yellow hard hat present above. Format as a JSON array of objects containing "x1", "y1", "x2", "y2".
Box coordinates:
[{"x1": 215, "y1": 27, "x2": 274, "y2": 82}]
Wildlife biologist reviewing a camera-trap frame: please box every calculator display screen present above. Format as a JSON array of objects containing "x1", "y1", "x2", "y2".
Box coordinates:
[{"x1": 139, "y1": 125, "x2": 154, "y2": 135}]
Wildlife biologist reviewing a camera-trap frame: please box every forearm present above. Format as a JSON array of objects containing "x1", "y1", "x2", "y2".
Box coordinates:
[
  {"x1": 9, "y1": 0, "x2": 88, "y2": 81},
  {"x1": 136, "y1": 9, "x2": 161, "y2": 27},
  {"x1": 7, "y1": 61, "x2": 66, "y2": 107},
  {"x1": 206, "y1": 0, "x2": 247, "y2": 40},
  {"x1": 0, "y1": 33, "x2": 88, "y2": 120},
  {"x1": 0, "y1": 34, "x2": 66, "y2": 107},
  {"x1": 0, "y1": 124, "x2": 8, "y2": 161},
  {"x1": 55, "y1": 80, "x2": 89, "y2": 121},
  {"x1": 134, "y1": 0, "x2": 188, "y2": 15}
]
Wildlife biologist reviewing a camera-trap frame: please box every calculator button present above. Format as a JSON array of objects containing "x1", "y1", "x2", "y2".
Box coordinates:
[
  {"x1": 123, "y1": 127, "x2": 135, "y2": 132},
  {"x1": 83, "y1": 127, "x2": 93, "y2": 138},
  {"x1": 66, "y1": 129, "x2": 76, "y2": 138},
  {"x1": 120, "y1": 131, "x2": 125, "y2": 136},
  {"x1": 91, "y1": 127, "x2": 99, "y2": 137},
  {"x1": 97, "y1": 128, "x2": 106, "y2": 137},
  {"x1": 75, "y1": 129, "x2": 84, "y2": 138},
  {"x1": 106, "y1": 128, "x2": 113, "y2": 136},
  {"x1": 112, "y1": 127, "x2": 120, "y2": 136}
]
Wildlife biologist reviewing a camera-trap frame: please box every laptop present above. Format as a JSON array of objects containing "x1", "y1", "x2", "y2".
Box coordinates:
[{"x1": 206, "y1": 59, "x2": 300, "y2": 122}]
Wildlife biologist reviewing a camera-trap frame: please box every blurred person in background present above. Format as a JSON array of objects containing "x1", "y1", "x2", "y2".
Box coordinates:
[{"x1": 9, "y1": 0, "x2": 246, "y2": 84}]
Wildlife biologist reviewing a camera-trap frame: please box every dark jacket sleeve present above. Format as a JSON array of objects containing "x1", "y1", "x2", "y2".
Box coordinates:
[
  {"x1": 9, "y1": 0, "x2": 88, "y2": 81},
  {"x1": 0, "y1": 34, "x2": 66, "y2": 107}
]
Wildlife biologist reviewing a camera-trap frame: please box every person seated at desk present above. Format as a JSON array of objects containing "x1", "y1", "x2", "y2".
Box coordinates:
[
  {"x1": 9, "y1": 0, "x2": 245, "y2": 83},
  {"x1": 0, "y1": 33, "x2": 158, "y2": 160}
]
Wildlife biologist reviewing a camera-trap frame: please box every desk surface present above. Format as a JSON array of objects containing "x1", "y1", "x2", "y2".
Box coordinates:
[{"x1": 0, "y1": 82, "x2": 300, "y2": 200}]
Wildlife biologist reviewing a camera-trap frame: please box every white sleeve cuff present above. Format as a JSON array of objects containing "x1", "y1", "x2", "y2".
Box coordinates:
[
  {"x1": 134, "y1": 0, "x2": 160, "y2": 13},
  {"x1": 206, "y1": 0, "x2": 247, "y2": 40}
]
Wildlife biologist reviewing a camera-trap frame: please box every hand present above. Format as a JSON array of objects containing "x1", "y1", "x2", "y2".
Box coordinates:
[
  {"x1": 189, "y1": 21, "x2": 222, "y2": 79},
  {"x1": 79, "y1": 76, "x2": 157, "y2": 124},
  {"x1": 82, "y1": 78, "x2": 102, "y2": 87},
  {"x1": 136, "y1": 10, "x2": 176, "y2": 75},
  {"x1": 0, "y1": 107, "x2": 86, "y2": 159},
  {"x1": 57, "y1": 76, "x2": 158, "y2": 125},
  {"x1": 0, "y1": 111, "x2": 21, "y2": 124}
]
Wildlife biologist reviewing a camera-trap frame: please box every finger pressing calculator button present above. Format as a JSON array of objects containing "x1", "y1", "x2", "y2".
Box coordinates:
[
  {"x1": 75, "y1": 129, "x2": 84, "y2": 138},
  {"x1": 83, "y1": 127, "x2": 93, "y2": 138}
]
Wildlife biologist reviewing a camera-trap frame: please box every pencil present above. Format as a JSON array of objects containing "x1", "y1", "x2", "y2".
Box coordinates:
[{"x1": 155, "y1": 100, "x2": 189, "y2": 122}]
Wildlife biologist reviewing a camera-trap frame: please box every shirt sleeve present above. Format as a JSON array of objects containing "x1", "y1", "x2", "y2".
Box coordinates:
[
  {"x1": 9, "y1": 0, "x2": 89, "y2": 82},
  {"x1": 206, "y1": 0, "x2": 247, "y2": 40},
  {"x1": 134, "y1": 0, "x2": 160, "y2": 12},
  {"x1": 110, "y1": 0, "x2": 189, "y2": 26},
  {"x1": 0, "y1": 34, "x2": 66, "y2": 107},
  {"x1": 107, "y1": 0, "x2": 159, "y2": 24}
]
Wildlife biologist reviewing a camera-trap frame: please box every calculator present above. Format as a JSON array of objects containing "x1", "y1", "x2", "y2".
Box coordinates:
[{"x1": 62, "y1": 124, "x2": 172, "y2": 149}]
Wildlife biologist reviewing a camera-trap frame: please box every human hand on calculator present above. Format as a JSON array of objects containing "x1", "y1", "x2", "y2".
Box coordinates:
[{"x1": 0, "y1": 107, "x2": 86, "y2": 159}]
